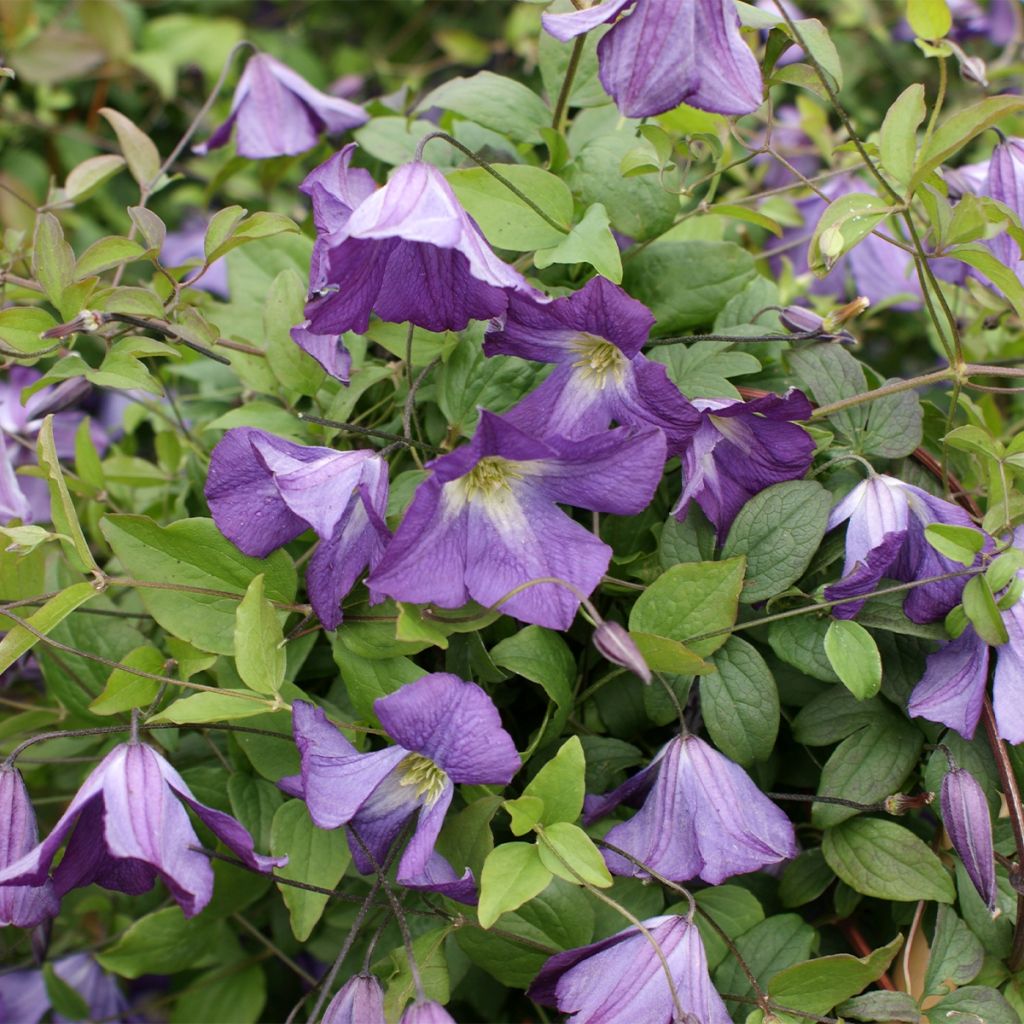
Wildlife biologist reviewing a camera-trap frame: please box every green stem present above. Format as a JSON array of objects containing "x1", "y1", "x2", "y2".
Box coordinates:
[
  {"x1": 551, "y1": 36, "x2": 586, "y2": 131},
  {"x1": 810, "y1": 367, "x2": 956, "y2": 420}
]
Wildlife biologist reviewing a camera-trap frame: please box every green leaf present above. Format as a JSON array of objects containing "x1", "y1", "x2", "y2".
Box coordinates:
[
  {"x1": 824, "y1": 620, "x2": 883, "y2": 700},
  {"x1": 447, "y1": 165, "x2": 571, "y2": 250},
  {"x1": 923, "y1": 905, "x2": 984, "y2": 997},
  {"x1": 769, "y1": 614, "x2": 839, "y2": 682},
  {"x1": 880, "y1": 84, "x2": 926, "y2": 191},
  {"x1": 263, "y1": 269, "x2": 324, "y2": 397},
  {"x1": 809, "y1": 193, "x2": 893, "y2": 274},
  {"x1": 99, "y1": 106, "x2": 161, "y2": 189},
  {"x1": 37, "y1": 415, "x2": 97, "y2": 573},
  {"x1": 206, "y1": 211, "x2": 299, "y2": 263},
  {"x1": 933, "y1": 986, "x2": 1019, "y2": 1024},
  {"x1": 478, "y1": 843, "x2": 552, "y2": 928},
  {"x1": 100, "y1": 516, "x2": 297, "y2": 656},
  {"x1": 0, "y1": 307, "x2": 58, "y2": 355},
  {"x1": 418, "y1": 71, "x2": 551, "y2": 143},
  {"x1": 722, "y1": 481, "x2": 830, "y2": 603},
  {"x1": 907, "y1": 0, "x2": 952, "y2": 39},
  {"x1": 535, "y1": 202, "x2": 623, "y2": 283},
  {"x1": 89, "y1": 644, "x2": 164, "y2": 715},
  {"x1": 64, "y1": 154, "x2": 127, "y2": 201},
  {"x1": 924, "y1": 523, "x2": 986, "y2": 567},
  {"x1": 42, "y1": 963, "x2": 90, "y2": 1020},
  {"x1": 97, "y1": 906, "x2": 231, "y2": 978},
  {"x1": 945, "y1": 242, "x2": 1024, "y2": 318},
  {"x1": 380, "y1": 926, "x2": 451, "y2": 1022},
  {"x1": 822, "y1": 817, "x2": 955, "y2": 902},
  {"x1": 694, "y1": 885, "x2": 765, "y2": 970},
  {"x1": 503, "y1": 795, "x2": 545, "y2": 837},
  {"x1": 32, "y1": 213, "x2": 74, "y2": 311},
  {"x1": 779, "y1": 849, "x2": 836, "y2": 908},
  {"x1": 836, "y1": 991, "x2": 921, "y2": 1022},
  {"x1": 170, "y1": 964, "x2": 266, "y2": 1024},
  {"x1": 790, "y1": 18, "x2": 843, "y2": 89},
  {"x1": 0, "y1": 581, "x2": 97, "y2": 674},
  {"x1": 75, "y1": 236, "x2": 147, "y2": 279},
  {"x1": 270, "y1": 800, "x2": 351, "y2": 941},
  {"x1": 649, "y1": 342, "x2": 760, "y2": 400},
  {"x1": 945, "y1": 424, "x2": 1004, "y2": 460},
  {"x1": 129, "y1": 206, "x2": 167, "y2": 252},
  {"x1": 963, "y1": 574, "x2": 1008, "y2": 646},
  {"x1": 521, "y1": 735, "x2": 586, "y2": 826},
  {"x1": 234, "y1": 575, "x2": 286, "y2": 696},
  {"x1": 629, "y1": 557, "x2": 745, "y2": 657},
  {"x1": 630, "y1": 632, "x2": 711, "y2": 675},
  {"x1": 149, "y1": 689, "x2": 272, "y2": 724},
  {"x1": 490, "y1": 625, "x2": 574, "y2": 732},
  {"x1": 537, "y1": 822, "x2": 612, "y2": 888}
]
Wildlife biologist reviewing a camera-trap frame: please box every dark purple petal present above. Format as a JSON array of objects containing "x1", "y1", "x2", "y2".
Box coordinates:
[
  {"x1": 582, "y1": 757, "x2": 661, "y2": 825},
  {"x1": 306, "y1": 238, "x2": 394, "y2": 335},
  {"x1": 825, "y1": 531, "x2": 907, "y2": 620},
  {"x1": 908, "y1": 629, "x2": 989, "y2": 740},
  {"x1": 942, "y1": 766, "x2": 997, "y2": 911},
  {"x1": 290, "y1": 323, "x2": 352, "y2": 383},
  {"x1": 0, "y1": 767, "x2": 58, "y2": 927}
]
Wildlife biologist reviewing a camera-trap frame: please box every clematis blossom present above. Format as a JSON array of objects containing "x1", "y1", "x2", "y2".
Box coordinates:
[
  {"x1": 541, "y1": 0, "x2": 762, "y2": 118},
  {"x1": 205, "y1": 428, "x2": 389, "y2": 630},
  {"x1": 0, "y1": 766, "x2": 58, "y2": 928},
  {"x1": 584, "y1": 734, "x2": 797, "y2": 885},
  {"x1": 528, "y1": 914, "x2": 730, "y2": 1024},
  {"x1": 400, "y1": 1001, "x2": 457, "y2": 1024},
  {"x1": 367, "y1": 410, "x2": 666, "y2": 630},
  {"x1": 322, "y1": 974, "x2": 386, "y2": 1024},
  {"x1": 825, "y1": 474, "x2": 986, "y2": 623},
  {"x1": 0, "y1": 742, "x2": 284, "y2": 918},
  {"x1": 279, "y1": 675, "x2": 520, "y2": 904},
  {"x1": 0, "y1": 954, "x2": 127, "y2": 1024},
  {"x1": 672, "y1": 390, "x2": 814, "y2": 538},
  {"x1": 483, "y1": 275, "x2": 699, "y2": 445},
  {"x1": 299, "y1": 146, "x2": 534, "y2": 338},
  {"x1": 194, "y1": 52, "x2": 367, "y2": 159}
]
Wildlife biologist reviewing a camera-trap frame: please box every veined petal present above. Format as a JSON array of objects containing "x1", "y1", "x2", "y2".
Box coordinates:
[
  {"x1": 541, "y1": 0, "x2": 634, "y2": 41},
  {"x1": 908, "y1": 628, "x2": 989, "y2": 739},
  {"x1": 264, "y1": 55, "x2": 367, "y2": 134},
  {"x1": 290, "y1": 323, "x2": 351, "y2": 383},
  {"x1": 0, "y1": 768, "x2": 58, "y2": 927},
  {"x1": 942, "y1": 766, "x2": 997, "y2": 911},
  {"x1": 993, "y1": 599, "x2": 1024, "y2": 744},
  {"x1": 687, "y1": 0, "x2": 764, "y2": 115},
  {"x1": 234, "y1": 55, "x2": 322, "y2": 158}
]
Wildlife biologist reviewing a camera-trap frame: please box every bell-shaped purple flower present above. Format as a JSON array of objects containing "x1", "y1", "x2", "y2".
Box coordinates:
[
  {"x1": 483, "y1": 276, "x2": 699, "y2": 446},
  {"x1": 824, "y1": 474, "x2": 985, "y2": 623},
  {"x1": 528, "y1": 913, "x2": 730, "y2": 1024},
  {"x1": 0, "y1": 742, "x2": 285, "y2": 918},
  {"x1": 299, "y1": 148, "x2": 534, "y2": 338},
  {"x1": 0, "y1": 766, "x2": 57, "y2": 928},
  {"x1": 542, "y1": 0, "x2": 762, "y2": 118},
  {"x1": 942, "y1": 763, "x2": 997, "y2": 912},
  {"x1": 984, "y1": 136, "x2": 1024, "y2": 281},
  {"x1": 672, "y1": 390, "x2": 814, "y2": 538},
  {"x1": 0, "y1": 953, "x2": 127, "y2": 1024},
  {"x1": 279, "y1": 675, "x2": 520, "y2": 904},
  {"x1": 322, "y1": 974, "x2": 386, "y2": 1024},
  {"x1": 584, "y1": 734, "x2": 797, "y2": 885},
  {"x1": 193, "y1": 53, "x2": 367, "y2": 159},
  {"x1": 205, "y1": 428, "x2": 389, "y2": 630},
  {"x1": 400, "y1": 1000, "x2": 457, "y2": 1024},
  {"x1": 367, "y1": 410, "x2": 666, "y2": 630}
]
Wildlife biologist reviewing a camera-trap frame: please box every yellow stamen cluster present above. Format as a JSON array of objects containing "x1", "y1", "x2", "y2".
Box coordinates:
[
  {"x1": 462, "y1": 456, "x2": 521, "y2": 501},
  {"x1": 571, "y1": 333, "x2": 626, "y2": 390},
  {"x1": 397, "y1": 752, "x2": 448, "y2": 806}
]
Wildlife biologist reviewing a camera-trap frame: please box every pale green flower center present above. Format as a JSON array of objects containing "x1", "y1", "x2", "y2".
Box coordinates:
[
  {"x1": 462, "y1": 456, "x2": 521, "y2": 501},
  {"x1": 398, "y1": 752, "x2": 448, "y2": 806},
  {"x1": 571, "y1": 333, "x2": 626, "y2": 390}
]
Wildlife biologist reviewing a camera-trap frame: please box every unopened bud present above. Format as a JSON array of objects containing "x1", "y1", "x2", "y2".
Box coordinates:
[
  {"x1": 822, "y1": 296, "x2": 870, "y2": 331},
  {"x1": 942, "y1": 765, "x2": 997, "y2": 913},
  {"x1": 592, "y1": 621, "x2": 651, "y2": 684},
  {"x1": 779, "y1": 304, "x2": 857, "y2": 345},
  {"x1": 40, "y1": 310, "x2": 106, "y2": 340}
]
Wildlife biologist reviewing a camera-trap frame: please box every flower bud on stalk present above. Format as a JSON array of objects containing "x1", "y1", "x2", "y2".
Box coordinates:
[{"x1": 941, "y1": 762, "x2": 998, "y2": 913}]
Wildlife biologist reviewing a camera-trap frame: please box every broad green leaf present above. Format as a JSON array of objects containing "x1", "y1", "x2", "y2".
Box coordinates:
[
  {"x1": 963, "y1": 574, "x2": 1008, "y2": 646},
  {"x1": 535, "y1": 202, "x2": 623, "y2": 282},
  {"x1": 945, "y1": 242, "x2": 1024, "y2": 318},
  {"x1": 945, "y1": 424, "x2": 1004, "y2": 460},
  {"x1": 779, "y1": 849, "x2": 836, "y2": 908},
  {"x1": 694, "y1": 885, "x2": 765, "y2": 970},
  {"x1": 64, "y1": 154, "x2": 126, "y2": 201},
  {"x1": 503, "y1": 795, "x2": 545, "y2": 837},
  {"x1": 824, "y1": 620, "x2": 883, "y2": 700},
  {"x1": 769, "y1": 614, "x2": 839, "y2": 682},
  {"x1": 170, "y1": 964, "x2": 265, "y2": 1024},
  {"x1": 75, "y1": 236, "x2": 147, "y2": 279},
  {"x1": 99, "y1": 107, "x2": 161, "y2": 188},
  {"x1": 418, "y1": 71, "x2": 551, "y2": 143},
  {"x1": 537, "y1": 822, "x2": 612, "y2": 888},
  {"x1": 149, "y1": 689, "x2": 273, "y2": 723},
  {"x1": 650, "y1": 341, "x2": 760, "y2": 400},
  {"x1": 521, "y1": 735, "x2": 586, "y2": 825},
  {"x1": 924, "y1": 523, "x2": 986, "y2": 567},
  {"x1": 32, "y1": 213, "x2": 75, "y2": 309},
  {"x1": 42, "y1": 964, "x2": 90, "y2": 1020},
  {"x1": 97, "y1": 906, "x2": 232, "y2": 977},
  {"x1": 880, "y1": 84, "x2": 926, "y2": 191},
  {"x1": 478, "y1": 843, "x2": 552, "y2": 928},
  {"x1": 790, "y1": 18, "x2": 843, "y2": 89},
  {"x1": 37, "y1": 416, "x2": 96, "y2": 573},
  {"x1": 0, "y1": 580, "x2": 97, "y2": 674},
  {"x1": 128, "y1": 206, "x2": 166, "y2": 252},
  {"x1": 835, "y1": 991, "x2": 921, "y2": 1022},
  {"x1": 822, "y1": 818, "x2": 955, "y2": 902},
  {"x1": 206, "y1": 211, "x2": 298, "y2": 262},
  {"x1": 89, "y1": 644, "x2": 164, "y2": 715},
  {"x1": 631, "y1": 632, "x2": 711, "y2": 675},
  {"x1": 907, "y1": 0, "x2": 952, "y2": 39},
  {"x1": 234, "y1": 575, "x2": 286, "y2": 695},
  {"x1": 932, "y1": 986, "x2": 1018, "y2": 1024},
  {"x1": 923, "y1": 905, "x2": 984, "y2": 996},
  {"x1": 0, "y1": 307, "x2": 59, "y2": 354},
  {"x1": 381, "y1": 926, "x2": 451, "y2": 1022},
  {"x1": 490, "y1": 625, "x2": 575, "y2": 726},
  {"x1": 204, "y1": 206, "x2": 248, "y2": 262},
  {"x1": 263, "y1": 269, "x2": 324, "y2": 397}
]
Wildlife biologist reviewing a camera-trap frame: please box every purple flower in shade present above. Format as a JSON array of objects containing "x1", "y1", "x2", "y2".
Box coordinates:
[
  {"x1": 527, "y1": 914, "x2": 730, "y2": 1024},
  {"x1": 160, "y1": 216, "x2": 230, "y2": 299},
  {"x1": 824, "y1": 474, "x2": 985, "y2": 624},
  {"x1": 205, "y1": 428, "x2": 389, "y2": 631},
  {"x1": 193, "y1": 53, "x2": 367, "y2": 159},
  {"x1": 592, "y1": 620, "x2": 652, "y2": 683},
  {"x1": 322, "y1": 974, "x2": 385, "y2": 1024},
  {"x1": 298, "y1": 146, "x2": 535, "y2": 338},
  {"x1": 942, "y1": 762, "x2": 997, "y2": 912},
  {"x1": 672, "y1": 390, "x2": 814, "y2": 538},
  {"x1": 0, "y1": 767, "x2": 57, "y2": 928},
  {"x1": 279, "y1": 676, "x2": 520, "y2": 904},
  {"x1": 0, "y1": 954, "x2": 127, "y2": 1024},
  {"x1": 367, "y1": 410, "x2": 666, "y2": 630},
  {"x1": 483, "y1": 276, "x2": 699, "y2": 446},
  {"x1": 0, "y1": 742, "x2": 284, "y2": 918},
  {"x1": 584, "y1": 734, "x2": 797, "y2": 885},
  {"x1": 541, "y1": 0, "x2": 762, "y2": 118},
  {"x1": 399, "y1": 1001, "x2": 457, "y2": 1024}
]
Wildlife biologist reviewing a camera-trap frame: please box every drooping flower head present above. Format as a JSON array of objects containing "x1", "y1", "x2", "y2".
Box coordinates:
[
  {"x1": 399, "y1": 1000, "x2": 457, "y2": 1024},
  {"x1": 941, "y1": 761, "x2": 997, "y2": 912},
  {"x1": 541, "y1": 0, "x2": 763, "y2": 119},
  {"x1": 0, "y1": 954, "x2": 127, "y2": 1024},
  {"x1": 0, "y1": 742, "x2": 285, "y2": 918},
  {"x1": 205, "y1": 428, "x2": 389, "y2": 630},
  {"x1": 528, "y1": 914, "x2": 730, "y2": 1024},
  {"x1": 322, "y1": 974, "x2": 386, "y2": 1024},
  {"x1": 484, "y1": 275, "x2": 699, "y2": 445},
  {"x1": 672, "y1": 390, "x2": 814, "y2": 538},
  {"x1": 299, "y1": 146, "x2": 535, "y2": 338},
  {"x1": 983, "y1": 135, "x2": 1024, "y2": 282},
  {"x1": 0, "y1": 766, "x2": 58, "y2": 928},
  {"x1": 367, "y1": 410, "x2": 667, "y2": 630},
  {"x1": 280, "y1": 675, "x2": 520, "y2": 904},
  {"x1": 583, "y1": 733, "x2": 797, "y2": 885},
  {"x1": 825, "y1": 474, "x2": 986, "y2": 623},
  {"x1": 194, "y1": 52, "x2": 367, "y2": 159}
]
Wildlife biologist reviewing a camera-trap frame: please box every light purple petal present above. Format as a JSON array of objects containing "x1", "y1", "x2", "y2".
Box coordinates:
[
  {"x1": 908, "y1": 628, "x2": 989, "y2": 740},
  {"x1": 942, "y1": 766, "x2": 996, "y2": 911},
  {"x1": 0, "y1": 967, "x2": 48, "y2": 1024},
  {"x1": 290, "y1": 323, "x2": 351, "y2": 383},
  {"x1": 541, "y1": 0, "x2": 633, "y2": 41},
  {"x1": 0, "y1": 435, "x2": 32, "y2": 524},
  {"x1": 399, "y1": 1001, "x2": 457, "y2": 1024},
  {"x1": 0, "y1": 768, "x2": 58, "y2": 928},
  {"x1": 686, "y1": 0, "x2": 764, "y2": 115},
  {"x1": 993, "y1": 599, "x2": 1024, "y2": 744},
  {"x1": 323, "y1": 974, "x2": 386, "y2": 1024},
  {"x1": 264, "y1": 55, "x2": 367, "y2": 134}
]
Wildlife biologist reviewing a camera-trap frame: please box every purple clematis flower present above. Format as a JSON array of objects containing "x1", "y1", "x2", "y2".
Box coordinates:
[
  {"x1": 299, "y1": 146, "x2": 534, "y2": 338},
  {"x1": 400, "y1": 1000, "x2": 457, "y2": 1024},
  {"x1": 824, "y1": 474, "x2": 985, "y2": 623},
  {"x1": 0, "y1": 742, "x2": 284, "y2": 918},
  {"x1": 541, "y1": 0, "x2": 762, "y2": 118},
  {"x1": 672, "y1": 390, "x2": 814, "y2": 538},
  {"x1": 367, "y1": 410, "x2": 666, "y2": 630},
  {"x1": 983, "y1": 136, "x2": 1024, "y2": 282},
  {"x1": 528, "y1": 913, "x2": 730, "y2": 1024},
  {"x1": 322, "y1": 974, "x2": 385, "y2": 1024},
  {"x1": 483, "y1": 276, "x2": 699, "y2": 445},
  {"x1": 0, "y1": 766, "x2": 58, "y2": 928},
  {"x1": 205, "y1": 428, "x2": 389, "y2": 630},
  {"x1": 941, "y1": 762, "x2": 997, "y2": 912},
  {"x1": 193, "y1": 52, "x2": 367, "y2": 159},
  {"x1": 0, "y1": 954, "x2": 127, "y2": 1024},
  {"x1": 584, "y1": 734, "x2": 797, "y2": 885},
  {"x1": 279, "y1": 675, "x2": 520, "y2": 904}
]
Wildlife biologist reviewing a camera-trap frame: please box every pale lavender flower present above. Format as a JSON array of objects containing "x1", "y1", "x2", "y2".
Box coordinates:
[
  {"x1": 984, "y1": 136, "x2": 1024, "y2": 280},
  {"x1": 193, "y1": 53, "x2": 367, "y2": 159},
  {"x1": 0, "y1": 954, "x2": 127, "y2": 1024},
  {"x1": 0, "y1": 766, "x2": 57, "y2": 928},
  {"x1": 528, "y1": 914, "x2": 730, "y2": 1024},
  {"x1": 322, "y1": 974, "x2": 386, "y2": 1024},
  {"x1": 0, "y1": 743, "x2": 284, "y2": 918},
  {"x1": 541, "y1": 0, "x2": 762, "y2": 118},
  {"x1": 942, "y1": 763, "x2": 997, "y2": 912},
  {"x1": 279, "y1": 676, "x2": 520, "y2": 904},
  {"x1": 205, "y1": 428, "x2": 389, "y2": 630},
  {"x1": 584, "y1": 734, "x2": 797, "y2": 885},
  {"x1": 367, "y1": 411, "x2": 666, "y2": 630},
  {"x1": 399, "y1": 1000, "x2": 457, "y2": 1024}
]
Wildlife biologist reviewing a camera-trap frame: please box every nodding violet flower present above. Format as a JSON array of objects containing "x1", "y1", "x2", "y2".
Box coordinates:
[
  {"x1": 399, "y1": 1000, "x2": 457, "y2": 1024},
  {"x1": 527, "y1": 914, "x2": 730, "y2": 1024},
  {"x1": 279, "y1": 676, "x2": 520, "y2": 904},
  {"x1": 0, "y1": 743, "x2": 284, "y2": 918},
  {"x1": 483, "y1": 275, "x2": 699, "y2": 445},
  {"x1": 584, "y1": 734, "x2": 797, "y2": 885},
  {"x1": 541, "y1": 0, "x2": 762, "y2": 119},
  {"x1": 367, "y1": 410, "x2": 666, "y2": 630},
  {"x1": 299, "y1": 145, "x2": 534, "y2": 338},
  {"x1": 984, "y1": 136, "x2": 1024, "y2": 283},
  {"x1": 193, "y1": 52, "x2": 367, "y2": 159},
  {"x1": 672, "y1": 390, "x2": 814, "y2": 538},
  {"x1": 941, "y1": 763, "x2": 997, "y2": 912},
  {"x1": 205, "y1": 428, "x2": 389, "y2": 630},
  {"x1": 0, "y1": 954, "x2": 127, "y2": 1024},
  {"x1": 0, "y1": 767, "x2": 58, "y2": 928},
  {"x1": 322, "y1": 974, "x2": 385, "y2": 1024},
  {"x1": 824, "y1": 474, "x2": 985, "y2": 624}
]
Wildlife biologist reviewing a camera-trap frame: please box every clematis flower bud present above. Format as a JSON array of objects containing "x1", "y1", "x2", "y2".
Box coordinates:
[
  {"x1": 942, "y1": 763, "x2": 997, "y2": 912},
  {"x1": 322, "y1": 974, "x2": 386, "y2": 1024},
  {"x1": 592, "y1": 621, "x2": 652, "y2": 684}
]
